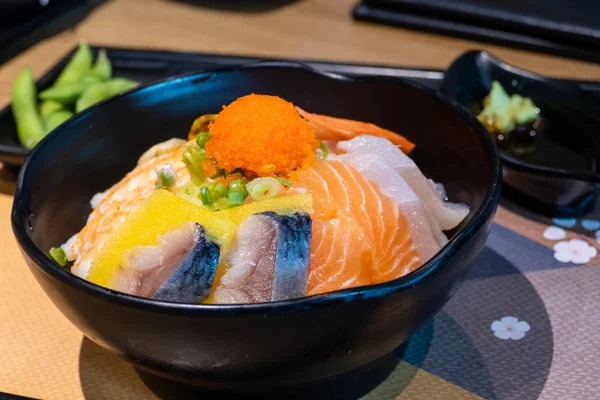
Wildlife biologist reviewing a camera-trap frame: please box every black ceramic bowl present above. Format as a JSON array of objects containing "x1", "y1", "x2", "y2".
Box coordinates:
[{"x1": 11, "y1": 63, "x2": 501, "y2": 391}]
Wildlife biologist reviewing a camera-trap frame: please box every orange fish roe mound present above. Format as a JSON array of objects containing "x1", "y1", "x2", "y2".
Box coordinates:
[{"x1": 205, "y1": 94, "x2": 319, "y2": 178}]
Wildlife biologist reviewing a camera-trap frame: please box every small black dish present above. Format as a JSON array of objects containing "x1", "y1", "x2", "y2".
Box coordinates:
[
  {"x1": 12, "y1": 63, "x2": 500, "y2": 391},
  {"x1": 441, "y1": 50, "x2": 600, "y2": 217}
]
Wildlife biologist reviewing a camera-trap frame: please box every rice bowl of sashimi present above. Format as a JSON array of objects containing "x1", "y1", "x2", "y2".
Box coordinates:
[{"x1": 12, "y1": 64, "x2": 500, "y2": 390}]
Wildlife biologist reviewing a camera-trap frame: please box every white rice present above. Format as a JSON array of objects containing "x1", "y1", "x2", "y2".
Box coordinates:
[
  {"x1": 74, "y1": 259, "x2": 91, "y2": 279},
  {"x1": 90, "y1": 190, "x2": 107, "y2": 209},
  {"x1": 60, "y1": 233, "x2": 79, "y2": 261}
]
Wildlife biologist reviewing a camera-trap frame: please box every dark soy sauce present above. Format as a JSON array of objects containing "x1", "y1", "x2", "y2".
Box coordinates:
[{"x1": 472, "y1": 104, "x2": 597, "y2": 174}]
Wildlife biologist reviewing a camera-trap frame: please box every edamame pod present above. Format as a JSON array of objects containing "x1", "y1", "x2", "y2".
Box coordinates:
[
  {"x1": 76, "y1": 78, "x2": 139, "y2": 112},
  {"x1": 39, "y1": 74, "x2": 102, "y2": 105},
  {"x1": 74, "y1": 83, "x2": 108, "y2": 113},
  {"x1": 91, "y1": 49, "x2": 112, "y2": 81},
  {"x1": 39, "y1": 100, "x2": 64, "y2": 119},
  {"x1": 11, "y1": 68, "x2": 46, "y2": 149},
  {"x1": 55, "y1": 42, "x2": 93, "y2": 85},
  {"x1": 45, "y1": 110, "x2": 74, "y2": 132}
]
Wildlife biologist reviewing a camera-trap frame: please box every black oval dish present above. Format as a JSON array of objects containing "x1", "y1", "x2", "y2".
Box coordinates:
[
  {"x1": 12, "y1": 63, "x2": 501, "y2": 392},
  {"x1": 441, "y1": 50, "x2": 600, "y2": 217}
]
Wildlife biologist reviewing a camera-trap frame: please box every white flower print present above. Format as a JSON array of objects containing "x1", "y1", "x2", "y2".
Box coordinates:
[
  {"x1": 553, "y1": 239, "x2": 597, "y2": 264},
  {"x1": 491, "y1": 317, "x2": 530, "y2": 340},
  {"x1": 543, "y1": 226, "x2": 566, "y2": 241}
]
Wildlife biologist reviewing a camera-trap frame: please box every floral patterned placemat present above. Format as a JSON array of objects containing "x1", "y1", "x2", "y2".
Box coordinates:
[{"x1": 360, "y1": 197, "x2": 600, "y2": 399}]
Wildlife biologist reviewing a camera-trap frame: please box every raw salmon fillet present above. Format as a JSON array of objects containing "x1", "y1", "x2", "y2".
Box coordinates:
[{"x1": 294, "y1": 160, "x2": 421, "y2": 295}]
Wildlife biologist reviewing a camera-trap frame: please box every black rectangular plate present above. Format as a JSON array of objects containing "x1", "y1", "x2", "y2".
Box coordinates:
[
  {"x1": 1, "y1": 45, "x2": 599, "y2": 167},
  {"x1": 353, "y1": 1, "x2": 600, "y2": 64}
]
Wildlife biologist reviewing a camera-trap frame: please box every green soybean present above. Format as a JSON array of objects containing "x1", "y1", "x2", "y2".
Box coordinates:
[
  {"x1": 76, "y1": 78, "x2": 139, "y2": 112},
  {"x1": 75, "y1": 83, "x2": 111, "y2": 112},
  {"x1": 39, "y1": 100, "x2": 64, "y2": 119},
  {"x1": 91, "y1": 49, "x2": 112, "y2": 81},
  {"x1": 104, "y1": 77, "x2": 139, "y2": 94},
  {"x1": 12, "y1": 68, "x2": 46, "y2": 149},
  {"x1": 55, "y1": 42, "x2": 93, "y2": 85},
  {"x1": 39, "y1": 73, "x2": 102, "y2": 105},
  {"x1": 45, "y1": 110, "x2": 74, "y2": 132}
]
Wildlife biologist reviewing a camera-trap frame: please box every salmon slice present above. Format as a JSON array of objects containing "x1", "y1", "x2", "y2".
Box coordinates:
[
  {"x1": 308, "y1": 215, "x2": 371, "y2": 295},
  {"x1": 294, "y1": 160, "x2": 421, "y2": 295},
  {"x1": 296, "y1": 107, "x2": 416, "y2": 154}
]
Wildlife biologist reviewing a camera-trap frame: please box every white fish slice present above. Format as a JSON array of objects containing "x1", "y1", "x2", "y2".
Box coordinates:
[
  {"x1": 336, "y1": 152, "x2": 447, "y2": 262},
  {"x1": 337, "y1": 135, "x2": 469, "y2": 231}
]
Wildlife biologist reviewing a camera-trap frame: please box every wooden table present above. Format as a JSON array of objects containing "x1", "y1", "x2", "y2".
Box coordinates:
[{"x1": 0, "y1": 1, "x2": 599, "y2": 399}]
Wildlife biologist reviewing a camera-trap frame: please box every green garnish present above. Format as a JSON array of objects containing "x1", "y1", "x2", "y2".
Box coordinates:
[
  {"x1": 229, "y1": 179, "x2": 248, "y2": 200},
  {"x1": 228, "y1": 190, "x2": 244, "y2": 206},
  {"x1": 200, "y1": 187, "x2": 213, "y2": 205},
  {"x1": 213, "y1": 182, "x2": 228, "y2": 198},
  {"x1": 229, "y1": 179, "x2": 245, "y2": 193},
  {"x1": 246, "y1": 177, "x2": 283, "y2": 201},
  {"x1": 214, "y1": 197, "x2": 230, "y2": 210},
  {"x1": 49, "y1": 247, "x2": 67, "y2": 267},
  {"x1": 317, "y1": 142, "x2": 329, "y2": 160},
  {"x1": 477, "y1": 81, "x2": 539, "y2": 135},
  {"x1": 155, "y1": 165, "x2": 175, "y2": 189},
  {"x1": 196, "y1": 131, "x2": 211, "y2": 148},
  {"x1": 182, "y1": 146, "x2": 206, "y2": 182},
  {"x1": 274, "y1": 177, "x2": 293, "y2": 187}
]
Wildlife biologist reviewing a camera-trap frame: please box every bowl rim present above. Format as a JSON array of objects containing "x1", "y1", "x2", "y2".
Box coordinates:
[
  {"x1": 11, "y1": 62, "x2": 502, "y2": 315},
  {"x1": 442, "y1": 50, "x2": 600, "y2": 184}
]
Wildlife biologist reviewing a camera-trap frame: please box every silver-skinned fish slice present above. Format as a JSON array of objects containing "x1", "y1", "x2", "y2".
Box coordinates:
[
  {"x1": 110, "y1": 222, "x2": 220, "y2": 304},
  {"x1": 213, "y1": 212, "x2": 312, "y2": 304}
]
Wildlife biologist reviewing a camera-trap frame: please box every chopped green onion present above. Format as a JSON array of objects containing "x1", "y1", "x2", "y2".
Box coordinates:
[
  {"x1": 174, "y1": 184, "x2": 203, "y2": 207},
  {"x1": 229, "y1": 179, "x2": 245, "y2": 193},
  {"x1": 317, "y1": 142, "x2": 329, "y2": 160},
  {"x1": 246, "y1": 177, "x2": 283, "y2": 201},
  {"x1": 274, "y1": 177, "x2": 293, "y2": 187},
  {"x1": 229, "y1": 179, "x2": 248, "y2": 200},
  {"x1": 155, "y1": 165, "x2": 176, "y2": 189},
  {"x1": 200, "y1": 186, "x2": 213, "y2": 205},
  {"x1": 213, "y1": 182, "x2": 228, "y2": 198},
  {"x1": 228, "y1": 190, "x2": 244, "y2": 206},
  {"x1": 49, "y1": 247, "x2": 67, "y2": 267},
  {"x1": 196, "y1": 131, "x2": 211, "y2": 148},
  {"x1": 214, "y1": 197, "x2": 230, "y2": 210},
  {"x1": 209, "y1": 189, "x2": 221, "y2": 201},
  {"x1": 182, "y1": 146, "x2": 206, "y2": 182}
]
